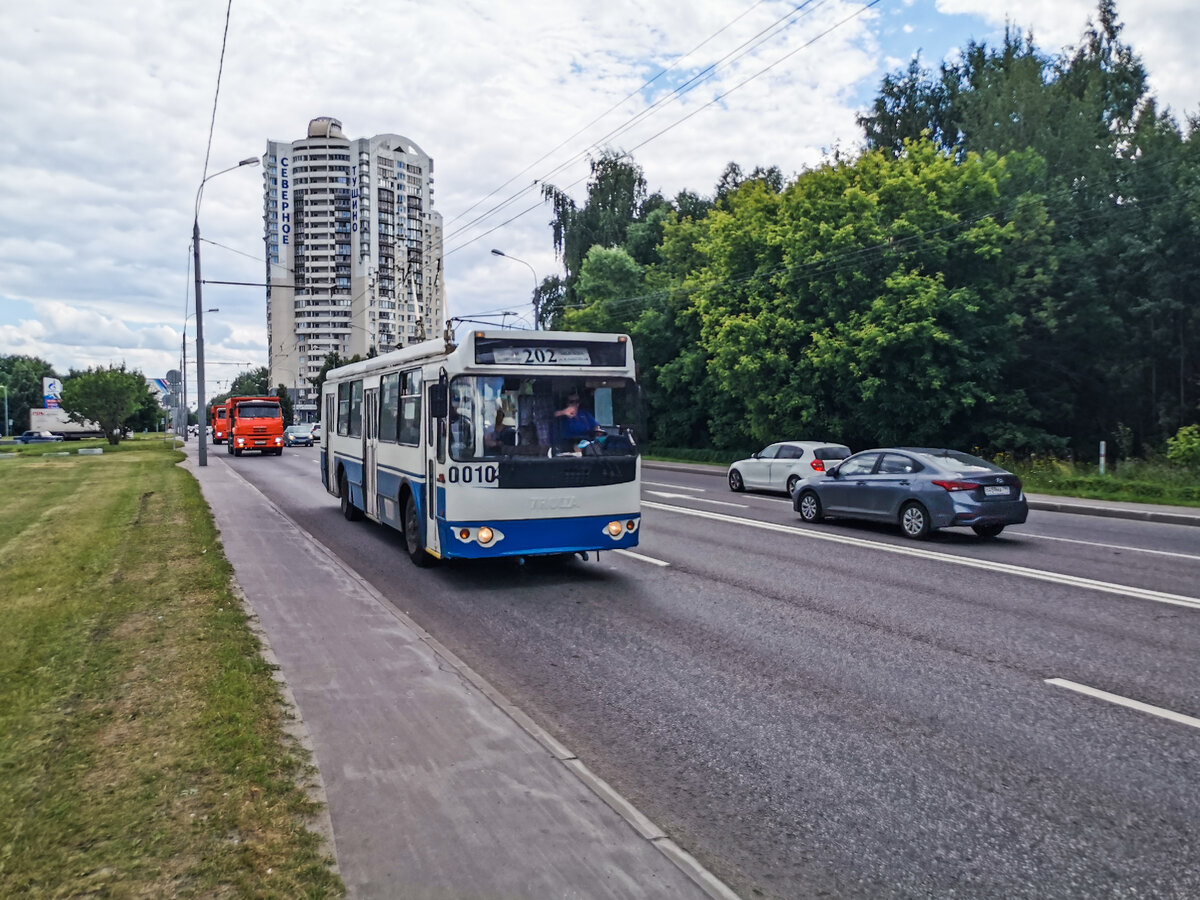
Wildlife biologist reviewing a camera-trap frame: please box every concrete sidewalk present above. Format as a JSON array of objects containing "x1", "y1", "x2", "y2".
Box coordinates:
[
  {"x1": 179, "y1": 441, "x2": 731, "y2": 900},
  {"x1": 643, "y1": 460, "x2": 1200, "y2": 528}
]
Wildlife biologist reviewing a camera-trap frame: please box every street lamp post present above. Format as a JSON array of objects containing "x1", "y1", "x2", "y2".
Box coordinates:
[
  {"x1": 0, "y1": 384, "x2": 8, "y2": 438},
  {"x1": 194, "y1": 156, "x2": 258, "y2": 466},
  {"x1": 490, "y1": 249, "x2": 540, "y2": 330},
  {"x1": 182, "y1": 307, "x2": 219, "y2": 441}
]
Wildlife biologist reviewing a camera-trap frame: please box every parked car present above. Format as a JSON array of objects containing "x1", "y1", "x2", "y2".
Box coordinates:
[
  {"x1": 310, "y1": 422, "x2": 321, "y2": 440},
  {"x1": 728, "y1": 440, "x2": 852, "y2": 495},
  {"x1": 283, "y1": 425, "x2": 315, "y2": 447},
  {"x1": 16, "y1": 430, "x2": 64, "y2": 443},
  {"x1": 792, "y1": 447, "x2": 1028, "y2": 540}
]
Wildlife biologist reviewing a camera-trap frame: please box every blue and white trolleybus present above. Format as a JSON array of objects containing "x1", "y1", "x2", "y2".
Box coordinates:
[{"x1": 320, "y1": 329, "x2": 642, "y2": 566}]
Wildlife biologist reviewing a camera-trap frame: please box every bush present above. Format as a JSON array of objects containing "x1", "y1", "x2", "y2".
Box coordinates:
[{"x1": 1166, "y1": 424, "x2": 1200, "y2": 469}]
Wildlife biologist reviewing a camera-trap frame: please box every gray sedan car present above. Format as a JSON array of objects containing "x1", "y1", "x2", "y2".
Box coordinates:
[{"x1": 792, "y1": 447, "x2": 1028, "y2": 539}]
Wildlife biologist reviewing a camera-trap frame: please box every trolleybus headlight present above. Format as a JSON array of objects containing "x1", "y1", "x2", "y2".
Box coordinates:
[
  {"x1": 477, "y1": 526, "x2": 494, "y2": 545},
  {"x1": 606, "y1": 521, "x2": 623, "y2": 537},
  {"x1": 626, "y1": 520, "x2": 637, "y2": 531},
  {"x1": 459, "y1": 528, "x2": 471, "y2": 540}
]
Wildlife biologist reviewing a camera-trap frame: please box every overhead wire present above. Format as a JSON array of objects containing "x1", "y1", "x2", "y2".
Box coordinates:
[
  {"x1": 444, "y1": 0, "x2": 774, "y2": 231},
  {"x1": 444, "y1": 0, "x2": 842, "y2": 252},
  {"x1": 195, "y1": 0, "x2": 235, "y2": 214}
]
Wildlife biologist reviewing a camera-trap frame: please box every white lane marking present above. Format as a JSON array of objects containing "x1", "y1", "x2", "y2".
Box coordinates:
[
  {"x1": 614, "y1": 549, "x2": 671, "y2": 567},
  {"x1": 644, "y1": 490, "x2": 747, "y2": 508},
  {"x1": 641, "y1": 501, "x2": 1200, "y2": 611},
  {"x1": 1014, "y1": 530, "x2": 1200, "y2": 563},
  {"x1": 643, "y1": 480, "x2": 706, "y2": 492},
  {"x1": 1046, "y1": 679, "x2": 1200, "y2": 730}
]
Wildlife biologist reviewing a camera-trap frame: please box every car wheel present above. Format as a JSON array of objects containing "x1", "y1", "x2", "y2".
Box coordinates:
[
  {"x1": 404, "y1": 492, "x2": 435, "y2": 567},
  {"x1": 797, "y1": 491, "x2": 824, "y2": 523},
  {"x1": 972, "y1": 524, "x2": 1005, "y2": 538},
  {"x1": 900, "y1": 502, "x2": 931, "y2": 540},
  {"x1": 728, "y1": 469, "x2": 745, "y2": 492},
  {"x1": 340, "y1": 471, "x2": 362, "y2": 522},
  {"x1": 786, "y1": 474, "x2": 800, "y2": 496}
]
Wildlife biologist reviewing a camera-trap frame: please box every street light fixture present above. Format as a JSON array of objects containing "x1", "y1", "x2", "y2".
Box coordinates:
[
  {"x1": 194, "y1": 156, "x2": 258, "y2": 466},
  {"x1": 490, "y1": 249, "x2": 540, "y2": 330}
]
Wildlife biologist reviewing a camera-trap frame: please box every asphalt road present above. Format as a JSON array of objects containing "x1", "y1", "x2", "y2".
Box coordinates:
[{"x1": 227, "y1": 446, "x2": 1200, "y2": 899}]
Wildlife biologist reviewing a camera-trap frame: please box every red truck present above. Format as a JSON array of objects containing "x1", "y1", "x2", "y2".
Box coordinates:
[
  {"x1": 210, "y1": 403, "x2": 229, "y2": 444},
  {"x1": 224, "y1": 396, "x2": 285, "y2": 456}
]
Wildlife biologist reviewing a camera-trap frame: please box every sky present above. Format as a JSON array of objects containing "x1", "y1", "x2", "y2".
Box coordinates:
[{"x1": 1, "y1": 0, "x2": 1196, "y2": 404}]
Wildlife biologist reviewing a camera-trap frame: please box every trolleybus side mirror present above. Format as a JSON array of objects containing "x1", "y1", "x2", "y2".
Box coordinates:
[{"x1": 430, "y1": 383, "x2": 448, "y2": 418}]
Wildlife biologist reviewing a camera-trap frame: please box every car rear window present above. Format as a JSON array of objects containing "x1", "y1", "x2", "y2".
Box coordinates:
[
  {"x1": 814, "y1": 446, "x2": 850, "y2": 461},
  {"x1": 912, "y1": 449, "x2": 1005, "y2": 472}
]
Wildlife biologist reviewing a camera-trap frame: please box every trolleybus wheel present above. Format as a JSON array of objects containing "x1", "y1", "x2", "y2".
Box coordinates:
[
  {"x1": 404, "y1": 493, "x2": 435, "y2": 567},
  {"x1": 340, "y1": 472, "x2": 362, "y2": 522}
]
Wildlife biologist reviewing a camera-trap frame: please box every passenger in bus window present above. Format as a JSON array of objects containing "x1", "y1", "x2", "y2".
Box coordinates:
[{"x1": 484, "y1": 411, "x2": 517, "y2": 453}]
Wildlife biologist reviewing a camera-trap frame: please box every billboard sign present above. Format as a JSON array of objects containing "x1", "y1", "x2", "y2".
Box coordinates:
[{"x1": 43, "y1": 377, "x2": 62, "y2": 409}]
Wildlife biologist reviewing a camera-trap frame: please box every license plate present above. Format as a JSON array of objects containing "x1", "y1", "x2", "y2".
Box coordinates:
[
  {"x1": 254, "y1": 440, "x2": 266, "y2": 445},
  {"x1": 984, "y1": 485, "x2": 1009, "y2": 496}
]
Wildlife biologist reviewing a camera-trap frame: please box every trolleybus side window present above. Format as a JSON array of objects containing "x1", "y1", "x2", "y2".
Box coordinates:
[
  {"x1": 337, "y1": 382, "x2": 351, "y2": 436},
  {"x1": 399, "y1": 369, "x2": 422, "y2": 445},
  {"x1": 349, "y1": 380, "x2": 363, "y2": 438},
  {"x1": 337, "y1": 380, "x2": 364, "y2": 437},
  {"x1": 380, "y1": 372, "x2": 400, "y2": 443}
]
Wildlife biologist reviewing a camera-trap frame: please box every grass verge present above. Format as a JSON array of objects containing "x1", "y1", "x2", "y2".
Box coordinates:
[{"x1": 0, "y1": 443, "x2": 343, "y2": 897}]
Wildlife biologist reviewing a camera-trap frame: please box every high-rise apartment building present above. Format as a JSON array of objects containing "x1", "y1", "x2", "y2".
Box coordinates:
[{"x1": 264, "y1": 117, "x2": 444, "y2": 418}]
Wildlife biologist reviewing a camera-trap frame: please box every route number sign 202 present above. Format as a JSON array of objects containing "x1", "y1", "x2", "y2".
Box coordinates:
[{"x1": 491, "y1": 346, "x2": 592, "y2": 366}]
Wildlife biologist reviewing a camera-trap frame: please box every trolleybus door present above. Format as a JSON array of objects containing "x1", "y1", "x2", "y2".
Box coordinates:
[
  {"x1": 322, "y1": 392, "x2": 336, "y2": 492},
  {"x1": 363, "y1": 387, "x2": 379, "y2": 520},
  {"x1": 426, "y1": 371, "x2": 449, "y2": 558}
]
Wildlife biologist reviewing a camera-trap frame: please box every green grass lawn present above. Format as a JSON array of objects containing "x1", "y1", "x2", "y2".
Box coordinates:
[{"x1": 0, "y1": 443, "x2": 343, "y2": 897}]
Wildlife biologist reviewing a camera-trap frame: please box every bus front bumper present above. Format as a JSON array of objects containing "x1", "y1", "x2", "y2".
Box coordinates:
[{"x1": 439, "y1": 512, "x2": 640, "y2": 559}]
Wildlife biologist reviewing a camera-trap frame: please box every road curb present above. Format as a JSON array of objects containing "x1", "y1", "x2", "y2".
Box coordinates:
[{"x1": 1025, "y1": 498, "x2": 1200, "y2": 527}]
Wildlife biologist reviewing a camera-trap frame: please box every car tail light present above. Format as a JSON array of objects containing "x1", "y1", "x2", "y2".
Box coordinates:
[
  {"x1": 811, "y1": 459, "x2": 825, "y2": 472},
  {"x1": 932, "y1": 479, "x2": 981, "y2": 492}
]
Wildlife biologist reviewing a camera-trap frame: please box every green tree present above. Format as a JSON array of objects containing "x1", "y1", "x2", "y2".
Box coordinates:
[
  {"x1": 857, "y1": 1, "x2": 1181, "y2": 452},
  {"x1": 691, "y1": 142, "x2": 1053, "y2": 451},
  {"x1": 0, "y1": 355, "x2": 58, "y2": 437},
  {"x1": 275, "y1": 385, "x2": 295, "y2": 426},
  {"x1": 59, "y1": 364, "x2": 154, "y2": 445},
  {"x1": 628, "y1": 212, "x2": 717, "y2": 447},
  {"x1": 228, "y1": 367, "x2": 270, "y2": 397},
  {"x1": 542, "y1": 150, "x2": 649, "y2": 294},
  {"x1": 533, "y1": 275, "x2": 568, "y2": 331},
  {"x1": 563, "y1": 246, "x2": 644, "y2": 334},
  {"x1": 126, "y1": 387, "x2": 167, "y2": 433}
]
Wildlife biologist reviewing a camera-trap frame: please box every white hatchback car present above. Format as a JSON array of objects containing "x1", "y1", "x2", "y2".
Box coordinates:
[{"x1": 728, "y1": 441, "x2": 852, "y2": 495}]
